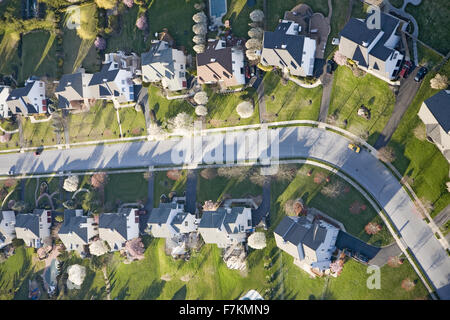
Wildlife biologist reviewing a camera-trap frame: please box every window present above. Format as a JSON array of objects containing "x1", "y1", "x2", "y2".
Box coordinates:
[
  {"x1": 180, "y1": 65, "x2": 184, "y2": 69},
  {"x1": 185, "y1": 221, "x2": 188, "y2": 226},
  {"x1": 240, "y1": 226, "x2": 244, "y2": 232},
  {"x1": 247, "y1": 219, "x2": 251, "y2": 226},
  {"x1": 179, "y1": 72, "x2": 185, "y2": 78}
]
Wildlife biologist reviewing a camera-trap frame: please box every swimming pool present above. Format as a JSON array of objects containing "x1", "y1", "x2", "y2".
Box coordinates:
[{"x1": 209, "y1": 0, "x2": 227, "y2": 18}]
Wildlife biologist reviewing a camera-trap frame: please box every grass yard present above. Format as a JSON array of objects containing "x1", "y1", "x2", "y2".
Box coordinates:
[
  {"x1": 205, "y1": 87, "x2": 260, "y2": 128},
  {"x1": 223, "y1": 0, "x2": 263, "y2": 38},
  {"x1": 263, "y1": 72, "x2": 322, "y2": 121},
  {"x1": 387, "y1": 61, "x2": 450, "y2": 220},
  {"x1": 417, "y1": 42, "x2": 444, "y2": 69},
  {"x1": 0, "y1": 32, "x2": 21, "y2": 76},
  {"x1": 19, "y1": 31, "x2": 58, "y2": 83},
  {"x1": 405, "y1": 0, "x2": 450, "y2": 55},
  {"x1": 61, "y1": 27, "x2": 99, "y2": 75},
  {"x1": 118, "y1": 107, "x2": 147, "y2": 137},
  {"x1": 22, "y1": 118, "x2": 57, "y2": 148},
  {"x1": 106, "y1": 5, "x2": 148, "y2": 54},
  {"x1": 328, "y1": 66, "x2": 396, "y2": 145},
  {"x1": 147, "y1": 0, "x2": 202, "y2": 54},
  {"x1": 104, "y1": 172, "x2": 149, "y2": 209},
  {"x1": 148, "y1": 85, "x2": 195, "y2": 125},
  {"x1": 153, "y1": 170, "x2": 188, "y2": 207},
  {"x1": 22, "y1": 176, "x2": 61, "y2": 210},
  {"x1": 68, "y1": 102, "x2": 120, "y2": 143},
  {"x1": 0, "y1": 132, "x2": 20, "y2": 151},
  {"x1": 266, "y1": 0, "x2": 329, "y2": 31}
]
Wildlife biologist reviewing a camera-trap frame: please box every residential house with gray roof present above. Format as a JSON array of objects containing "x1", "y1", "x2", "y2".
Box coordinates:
[
  {"x1": 338, "y1": 12, "x2": 406, "y2": 82},
  {"x1": 15, "y1": 209, "x2": 52, "y2": 248},
  {"x1": 198, "y1": 207, "x2": 252, "y2": 248},
  {"x1": 6, "y1": 78, "x2": 47, "y2": 117},
  {"x1": 261, "y1": 19, "x2": 317, "y2": 77},
  {"x1": 274, "y1": 215, "x2": 339, "y2": 277},
  {"x1": 58, "y1": 210, "x2": 98, "y2": 252},
  {"x1": 418, "y1": 90, "x2": 450, "y2": 162},
  {"x1": 55, "y1": 70, "x2": 96, "y2": 111},
  {"x1": 99, "y1": 208, "x2": 140, "y2": 251},
  {"x1": 0, "y1": 86, "x2": 11, "y2": 118},
  {"x1": 197, "y1": 39, "x2": 245, "y2": 87},
  {"x1": 142, "y1": 40, "x2": 187, "y2": 91},
  {"x1": 0, "y1": 211, "x2": 16, "y2": 249}
]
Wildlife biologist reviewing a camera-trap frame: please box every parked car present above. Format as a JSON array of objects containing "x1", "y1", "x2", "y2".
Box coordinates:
[
  {"x1": 399, "y1": 60, "x2": 413, "y2": 78},
  {"x1": 414, "y1": 66, "x2": 428, "y2": 82},
  {"x1": 348, "y1": 143, "x2": 361, "y2": 153},
  {"x1": 326, "y1": 59, "x2": 336, "y2": 74},
  {"x1": 245, "y1": 66, "x2": 251, "y2": 79}
]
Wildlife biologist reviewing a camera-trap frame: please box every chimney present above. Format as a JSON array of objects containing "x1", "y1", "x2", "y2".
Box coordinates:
[
  {"x1": 210, "y1": 58, "x2": 216, "y2": 62},
  {"x1": 281, "y1": 44, "x2": 287, "y2": 49},
  {"x1": 362, "y1": 41, "x2": 369, "y2": 47}
]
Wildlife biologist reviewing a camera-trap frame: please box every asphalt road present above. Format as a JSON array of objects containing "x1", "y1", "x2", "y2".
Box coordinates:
[{"x1": 1, "y1": 126, "x2": 449, "y2": 299}]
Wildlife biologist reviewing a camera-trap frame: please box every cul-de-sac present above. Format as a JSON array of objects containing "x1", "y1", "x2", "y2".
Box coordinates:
[{"x1": 0, "y1": 0, "x2": 449, "y2": 301}]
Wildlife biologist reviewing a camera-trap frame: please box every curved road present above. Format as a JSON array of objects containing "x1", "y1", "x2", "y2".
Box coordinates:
[{"x1": 0, "y1": 126, "x2": 449, "y2": 299}]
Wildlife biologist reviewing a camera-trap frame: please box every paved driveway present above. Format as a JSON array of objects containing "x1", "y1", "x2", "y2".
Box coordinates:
[{"x1": 1, "y1": 126, "x2": 449, "y2": 299}]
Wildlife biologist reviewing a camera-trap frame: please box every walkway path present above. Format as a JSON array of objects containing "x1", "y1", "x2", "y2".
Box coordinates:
[
  {"x1": 18, "y1": 116, "x2": 24, "y2": 148},
  {"x1": 0, "y1": 124, "x2": 449, "y2": 298},
  {"x1": 0, "y1": 124, "x2": 19, "y2": 134}
]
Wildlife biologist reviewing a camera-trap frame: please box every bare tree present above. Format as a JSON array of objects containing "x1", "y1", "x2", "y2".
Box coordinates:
[
  {"x1": 200, "y1": 168, "x2": 217, "y2": 180},
  {"x1": 364, "y1": 222, "x2": 382, "y2": 235},
  {"x1": 248, "y1": 232, "x2": 266, "y2": 249},
  {"x1": 194, "y1": 91, "x2": 208, "y2": 105},
  {"x1": 284, "y1": 198, "x2": 305, "y2": 216},
  {"x1": 217, "y1": 166, "x2": 250, "y2": 181},
  {"x1": 195, "y1": 105, "x2": 208, "y2": 116},
  {"x1": 321, "y1": 180, "x2": 345, "y2": 198},
  {"x1": 248, "y1": 27, "x2": 264, "y2": 39},
  {"x1": 377, "y1": 146, "x2": 396, "y2": 163},
  {"x1": 333, "y1": 50, "x2": 347, "y2": 66},
  {"x1": 387, "y1": 256, "x2": 403, "y2": 268},
  {"x1": 236, "y1": 101, "x2": 254, "y2": 118},
  {"x1": 413, "y1": 123, "x2": 426, "y2": 140},
  {"x1": 430, "y1": 73, "x2": 448, "y2": 90},
  {"x1": 401, "y1": 278, "x2": 415, "y2": 291}
]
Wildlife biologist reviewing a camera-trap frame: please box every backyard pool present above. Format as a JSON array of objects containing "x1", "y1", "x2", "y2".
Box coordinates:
[{"x1": 209, "y1": 0, "x2": 227, "y2": 18}]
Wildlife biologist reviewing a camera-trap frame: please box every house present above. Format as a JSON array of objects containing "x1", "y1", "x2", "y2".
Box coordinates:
[
  {"x1": 274, "y1": 215, "x2": 339, "y2": 277},
  {"x1": 15, "y1": 209, "x2": 52, "y2": 248},
  {"x1": 198, "y1": 207, "x2": 252, "y2": 248},
  {"x1": 58, "y1": 210, "x2": 98, "y2": 252},
  {"x1": 0, "y1": 86, "x2": 11, "y2": 118},
  {"x1": 54, "y1": 70, "x2": 96, "y2": 111},
  {"x1": 98, "y1": 208, "x2": 140, "y2": 251},
  {"x1": 141, "y1": 40, "x2": 187, "y2": 92},
  {"x1": 418, "y1": 90, "x2": 450, "y2": 162},
  {"x1": 6, "y1": 78, "x2": 47, "y2": 117},
  {"x1": 88, "y1": 61, "x2": 136, "y2": 104},
  {"x1": 338, "y1": 12, "x2": 406, "y2": 81},
  {"x1": 260, "y1": 19, "x2": 317, "y2": 77},
  {"x1": 146, "y1": 201, "x2": 198, "y2": 239},
  {"x1": 0, "y1": 211, "x2": 16, "y2": 249},
  {"x1": 196, "y1": 39, "x2": 245, "y2": 87},
  {"x1": 103, "y1": 51, "x2": 141, "y2": 76}
]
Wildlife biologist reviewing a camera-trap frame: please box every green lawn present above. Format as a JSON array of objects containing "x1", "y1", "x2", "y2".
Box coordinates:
[
  {"x1": 405, "y1": 0, "x2": 450, "y2": 54},
  {"x1": 389, "y1": 0, "x2": 404, "y2": 8},
  {"x1": 388, "y1": 61, "x2": 450, "y2": 221},
  {"x1": 22, "y1": 118, "x2": 57, "y2": 148},
  {"x1": 19, "y1": 31, "x2": 58, "y2": 83},
  {"x1": 263, "y1": 72, "x2": 322, "y2": 121},
  {"x1": 153, "y1": 170, "x2": 188, "y2": 207},
  {"x1": 223, "y1": 0, "x2": 263, "y2": 38},
  {"x1": 104, "y1": 172, "x2": 149, "y2": 209},
  {"x1": 324, "y1": 0, "x2": 350, "y2": 59},
  {"x1": 0, "y1": 132, "x2": 20, "y2": 151},
  {"x1": 148, "y1": 85, "x2": 195, "y2": 125},
  {"x1": 205, "y1": 87, "x2": 260, "y2": 128},
  {"x1": 147, "y1": 0, "x2": 202, "y2": 54},
  {"x1": 417, "y1": 42, "x2": 444, "y2": 69},
  {"x1": 119, "y1": 107, "x2": 147, "y2": 137},
  {"x1": 328, "y1": 66, "x2": 396, "y2": 145},
  {"x1": 68, "y1": 102, "x2": 120, "y2": 143}
]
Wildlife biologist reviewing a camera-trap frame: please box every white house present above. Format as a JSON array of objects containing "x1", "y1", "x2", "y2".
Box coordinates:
[
  {"x1": 6, "y1": 78, "x2": 47, "y2": 117},
  {"x1": 0, "y1": 211, "x2": 16, "y2": 249},
  {"x1": 15, "y1": 209, "x2": 52, "y2": 248},
  {"x1": 98, "y1": 208, "x2": 140, "y2": 251},
  {"x1": 141, "y1": 40, "x2": 187, "y2": 92}
]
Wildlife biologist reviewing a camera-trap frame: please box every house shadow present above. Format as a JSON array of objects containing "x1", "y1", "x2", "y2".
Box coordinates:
[
  {"x1": 139, "y1": 280, "x2": 166, "y2": 300},
  {"x1": 171, "y1": 284, "x2": 187, "y2": 300}
]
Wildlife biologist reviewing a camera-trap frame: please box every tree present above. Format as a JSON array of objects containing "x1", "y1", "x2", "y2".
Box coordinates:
[
  {"x1": 200, "y1": 168, "x2": 217, "y2": 180},
  {"x1": 377, "y1": 146, "x2": 396, "y2": 163},
  {"x1": 387, "y1": 256, "x2": 403, "y2": 268},
  {"x1": 192, "y1": 23, "x2": 207, "y2": 35},
  {"x1": 167, "y1": 112, "x2": 194, "y2": 132},
  {"x1": 192, "y1": 35, "x2": 205, "y2": 44},
  {"x1": 91, "y1": 172, "x2": 108, "y2": 190},
  {"x1": 246, "y1": 49, "x2": 260, "y2": 61},
  {"x1": 193, "y1": 44, "x2": 206, "y2": 53},
  {"x1": 192, "y1": 11, "x2": 207, "y2": 23},
  {"x1": 320, "y1": 180, "x2": 345, "y2": 198},
  {"x1": 245, "y1": 38, "x2": 262, "y2": 50},
  {"x1": 333, "y1": 50, "x2": 347, "y2": 66},
  {"x1": 249, "y1": 9, "x2": 264, "y2": 22},
  {"x1": 148, "y1": 124, "x2": 167, "y2": 140},
  {"x1": 95, "y1": 0, "x2": 117, "y2": 9},
  {"x1": 248, "y1": 27, "x2": 263, "y2": 39},
  {"x1": 11, "y1": 200, "x2": 27, "y2": 212},
  {"x1": 136, "y1": 15, "x2": 148, "y2": 30},
  {"x1": 63, "y1": 175, "x2": 79, "y2": 192},
  {"x1": 194, "y1": 91, "x2": 208, "y2": 105},
  {"x1": 430, "y1": 73, "x2": 448, "y2": 90},
  {"x1": 250, "y1": 173, "x2": 270, "y2": 186},
  {"x1": 284, "y1": 198, "x2": 305, "y2": 216},
  {"x1": 202, "y1": 200, "x2": 220, "y2": 211},
  {"x1": 217, "y1": 166, "x2": 250, "y2": 181},
  {"x1": 122, "y1": 0, "x2": 133, "y2": 8},
  {"x1": 195, "y1": 105, "x2": 208, "y2": 116},
  {"x1": 194, "y1": 2, "x2": 205, "y2": 10},
  {"x1": 401, "y1": 278, "x2": 415, "y2": 291},
  {"x1": 248, "y1": 232, "x2": 266, "y2": 249},
  {"x1": 236, "y1": 101, "x2": 254, "y2": 118},
  {"x1": 51, "y1": 111, "x2": 64, "y2": 134},
  {"x1": 0, "y1": 133, "x2": 11, "y2": 143},
  {"x1": 364, "y1": 222, "x2": 382, "y2": 235},
  {"x1": 94, "y1": 36, "x2": 106, "y2": 50}
]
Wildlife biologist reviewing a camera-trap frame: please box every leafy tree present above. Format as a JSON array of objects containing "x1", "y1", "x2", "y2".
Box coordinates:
[
  {"x1": 95, "y1": 0, "x2": 118, "y2": 9},
  {"x1": 430, "y1": 73, "x2": 448, "y2": 90}
]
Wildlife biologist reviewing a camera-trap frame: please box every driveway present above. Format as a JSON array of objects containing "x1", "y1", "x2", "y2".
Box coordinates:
[
  {"x1": 335, "y1": 230, "x2": 380, "y2": 260},
  {"x1": 318, "y1": 70, "x2": 334, "y2": 122},
  {"x1": 251, "y1": 179, "x2": 270, "y2": 228},
  {"x1": 0, "y1": 126, "x2": 449, "y2": 299},
  {"x1": 373, "y1": 67, "x2": 421, "y2": 149}
]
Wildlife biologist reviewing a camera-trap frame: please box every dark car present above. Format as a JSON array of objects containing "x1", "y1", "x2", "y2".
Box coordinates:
[
  {"x1": 414, "y1": 66, "x2": 428, "y2": 82},
  {"x1": 326, "y1": 59, "x2": 335, "y2": 74},
  {"x1": 399, "y1": 60, "x2": 413, "y2": 78}
]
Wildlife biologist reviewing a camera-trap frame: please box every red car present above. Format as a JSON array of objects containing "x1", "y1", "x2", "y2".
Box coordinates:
[{"x1": 399, "y1": 60, "x2": 412, "y2": 78}]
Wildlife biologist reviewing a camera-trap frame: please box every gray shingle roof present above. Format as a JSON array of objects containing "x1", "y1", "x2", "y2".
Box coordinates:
[
  {"x1": 424, "y1": 90, "x2": 450, "y2": 132},
  {"x1": 197, "y1": 40, "x2": 233, "y2": 77},
  {"x1": 199, "y1": 208, "x2": 227, "y2": 229},
  {"x1": 147, "y1": 203, "x2": 177, "y2": 225},
  {"x1": 89, "y1": 63, "x2": 120, "y2": 86},
  {"x1": 55, "y1": 73, "x2": 84, "y2": 109},
  {"x1": 6, "y1": 81, "x2": 39, "y2": 114},
  {"x1": 15, "y1": 214, "x2": 40, "y2": 237},
  {"x1": 142, "y1": 41, "x2": 175, "y2": 77},
  {"x1": 58, "y1": 210, "x2": 89, "y2": 243},
  {"x1": 274, "y1": 216, "x2": 327, "y2": 251},
  {"x1": 99, "y1": 212, "x2": 128, "y2": 240},
  {"x1": 263, "y1": 24, "x2": 305, "y2": 66},
  {"x1": 339, "y1": 18, "x2": 380, "y2": 46}
]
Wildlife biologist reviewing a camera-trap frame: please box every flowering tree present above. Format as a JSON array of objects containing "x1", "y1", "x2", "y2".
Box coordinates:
[
  {"x1": 330, "y1": 260, "x2": 344, "y2": 275},
  {"x1": 249, "y1": 9, "x2": 264, "y2": 22},
  {"x1": 95, "y1": 0, "x2": 117, "y2": 9},
  {"x1": 248, "y1": 27, "x2": 263, "y2": 39},
  {"x1": 63, "y1": 175, "x2": 79, "y2": 192},
  {"x1": 365, "y1": 222, "x2": 382, "y2": 235},
  {"x1": 0, "y1": 133, "x2": 11, "y2": 143},
  {"x1": 401, "y1": 278, "x2": 415, "y2": 291},
  {"x1": 94, "y1": 36, "x2": 106, "y2": 50},
  {"x1": 192, "y1": 11, "x2": 207, "y2": 23},
  {"x1": 195, "y1": 105, "x2": 208, "y2": 116},
  {"x1": 148, "y1": 124, "x2": 167, "y2": 140},
  {"x1": 430, "y1": 73, "x2": 448, "y2": 90},
  {"x1": 91, "y1": 172, "x2": 108, "y2": 190},
  {"x1": 194, "y1": 91, "x2": 208, "y2": 105},
  {"x1": 377, "y1": 146, "x2": 396, "y2": 163},
  {"x1": 333, "y1": 50, "x2": 347, "y2": 66},
  {"x1": 136, "y1": 15, "x2": 148, "y2": 31},
  {"x1": 167, "y1": 112, "x2": 194, "y2": 132},
  {"x1": 192, "y1": 23, "x2": 207, "y2": 35},
  {"x1": 193, "y1": 35, "x2": 205, "y2": 44},
  {"x1": 320, "y1": 180, "x2": 345, "y2": 198},
  {"x1": 203, "y1": 200, "x2": 220, "y2": 211},
  {"x1": 246, "y1": 49, "x2": 260, "y2": 61},
  {"x1": 245, "y1": 38, "x2": 262, "y2": 50},
  {"x1": 193, "y1": 44, "x2": 206, "y2": 53},
  {"x1": 236, "y1": 101, "x2": 254, "y2": 118},
  {"x1": 248, "y1": 232, "x2": 266, "y2": 249},
  {"x1": 122, "y1": 0, "x2": 133, "y2": 8},
  {"x1": 387, "y1": 256, "x2": 403, "y2": 268},
  {"x1": 125, "y1": 238, "x2": 145, "y2": 261}
]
